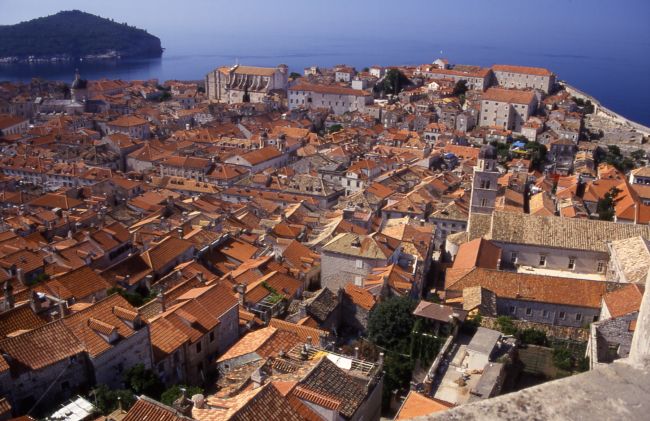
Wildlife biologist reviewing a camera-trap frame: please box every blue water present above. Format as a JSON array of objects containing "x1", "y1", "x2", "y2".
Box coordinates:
[{"x1": 0, "y1": 2, "x2": 649, "y2": 126}]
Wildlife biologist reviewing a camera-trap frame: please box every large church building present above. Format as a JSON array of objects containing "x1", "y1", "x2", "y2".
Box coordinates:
[{"x1": 205, "y1": 64, "x2": 288, "y2": 104}]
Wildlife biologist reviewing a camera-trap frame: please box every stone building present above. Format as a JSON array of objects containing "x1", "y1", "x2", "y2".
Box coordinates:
[
  {"x1": 288, "y1": 83, "x2": 373, "y2": 115},
  {"x1": 106, "y1": 116, "x2": 150, "y2": 139},
  {"x1": 479, "y1": 88, "x2": 538, "y2": 132},
  {"x1": 451, "y1": 211, "x2": 650, "y2": 277},
  {"x1": 0, "y1": 294, "x2": 151, "y2": 415},
  {"x1": 148, "y1": 283, "x2": 239, "y2": 387},
  {"x1": 320, "y1": 232, "x2": 398, "y2": 291},
  {"x1": 415, "y1": 64, "x2": 492, "y2": 91},
  {"x1": 205, "y1": 64, "x2": 289, "y2": 104},
  {"x1": 446, "y1": 267, "x2": 606, "y2": 327},
  {"x1": 491, "y1": 64, "x2": 556, "y2": 94},
  {"x1": 469, "y1": 145, "x2": 499, "y2": 214}
]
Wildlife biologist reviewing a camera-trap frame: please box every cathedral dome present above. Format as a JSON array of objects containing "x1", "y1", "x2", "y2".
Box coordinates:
[
  {"x1": 71, "y1": 69, "x2": 87, "y2": 90},
  {"x1": 479, "y1": 144, "x2": 497, "y2": 160}
]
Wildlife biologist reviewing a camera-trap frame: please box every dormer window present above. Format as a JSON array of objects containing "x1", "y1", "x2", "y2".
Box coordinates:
[{"x1": 88, "y1": 317, "x2": 119, "y2": 344}]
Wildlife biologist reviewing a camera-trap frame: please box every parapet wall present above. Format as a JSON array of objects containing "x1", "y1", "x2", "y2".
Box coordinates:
[
  {"x1": 480, "y1": 316, "x2": 589, "y2": 342},
  {"x1": 561, "y1": 82, "x2": 650, "y2": 136}
]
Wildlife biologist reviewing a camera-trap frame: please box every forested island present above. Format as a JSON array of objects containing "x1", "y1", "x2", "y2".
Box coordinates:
[{"x1": 0, "y1": 10, "x2": 163, "y2": 62}]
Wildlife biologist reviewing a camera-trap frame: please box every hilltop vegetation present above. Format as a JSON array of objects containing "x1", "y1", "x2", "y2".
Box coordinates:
[{"x1": 0, "y1": 10, "x2": 163, "y2": 60}]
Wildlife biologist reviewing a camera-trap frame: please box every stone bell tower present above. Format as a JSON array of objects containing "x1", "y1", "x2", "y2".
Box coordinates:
[{"x1": 469, "y1": 144, "x2": 499, "y2": 214}]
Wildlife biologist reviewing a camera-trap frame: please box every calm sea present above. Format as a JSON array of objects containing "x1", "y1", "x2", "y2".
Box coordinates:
[{"x1": 0, "y1": 36, "x2": 648, "y2": 126}]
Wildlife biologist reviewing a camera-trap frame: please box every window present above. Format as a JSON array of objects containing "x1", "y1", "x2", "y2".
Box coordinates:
[
  {"x1": 196, "y1": 342, "x2": 202, "y2": 353},
  {"x1": 209, "y1": 331, "x2": 215, "y2": 342},
  {"x1": 355, "y1": 259, "x2": 363, "y2": 269},
  {"x1": 510, "y1": 252, "x2": 518, "y2": 264},
  {"x1": 509, "y1": 306, "x2": 516, "y2": 314},
  {"x1": 354, "y1": 276, "x2": 363, "y2": 286},
  {"x1": 568, "y1": 257, "x2": 576, "y2": 270},
  {"x1": 542, "y1": 310, "x2": 549, "y2": 318},
  {"x1": 525, "y1": 308, "x2": 532, "y2": 316},
  {"x1": 559, "y1": 311, "x2": 566, "y2": 320},
  {"x1": 576, "y1": 313, "x2": 582, "y2": 322},
  {"x1": 597, "y1": 261, "x2": 606, "y2": 273},
  {"x1": 539, "y1": 255, "x2": 547, "y2": 266}
]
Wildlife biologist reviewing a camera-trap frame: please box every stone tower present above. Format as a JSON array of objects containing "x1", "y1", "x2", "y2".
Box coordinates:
[{"x1": 469, "y1": 144, "x2": 499, "y2": 214}]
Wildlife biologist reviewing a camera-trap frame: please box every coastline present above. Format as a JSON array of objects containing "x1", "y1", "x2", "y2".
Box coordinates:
[
  {"x1": 561, "y1": 81, "x2": 650, "y2": 137},
  {"x1": 0, "y1": 50, "x2": 163, "y2": 64}
]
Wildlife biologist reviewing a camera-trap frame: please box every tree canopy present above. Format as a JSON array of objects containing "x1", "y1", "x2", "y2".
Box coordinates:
[
  {"x1": 368, "y1": 296, "x2": 417, "y2": 351},
  {"x1": 597, "y1": 187, "x2": 621, "y2": 221},
  {"x1": 123, "y1": 363, "x2": 164, "y2": 399},
  {"x1": 375, "y1": 69, "x2": 411, "y2": 96},
  {"x1": 0, "y1": 10, "x2": 162, "y2": 59},
  {"x1": 160, "y1": 385, "x2": 203, "y2": 406},
  {"x1": 453, "y1": 80, "x2": 468, "y2": 96}
]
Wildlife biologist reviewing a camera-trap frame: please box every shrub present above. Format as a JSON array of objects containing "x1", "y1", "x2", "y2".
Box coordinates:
[
  {"x1": 518, "y1": 328, "x2": 548, "y2": 346},
  {"x1": 552, "y1": 347, "x2": 573, "y2": 371},
  {"x1": 496, "y1": 316, "x2": 518, "y2": 336},
  {"x1": 160, "y1": 385, "x2": 203, "y2": 406}
]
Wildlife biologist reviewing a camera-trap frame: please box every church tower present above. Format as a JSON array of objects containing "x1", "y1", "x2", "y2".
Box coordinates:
[{"x1": 469, "y1": 144, "x2": 499, "y2": 214}]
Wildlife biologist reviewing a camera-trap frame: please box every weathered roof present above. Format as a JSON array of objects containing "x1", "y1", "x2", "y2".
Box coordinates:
[
  {"x1": 492, "y1": 64, "x2": 553, "y2": 76},
  {"x1": 470, "y1": 211, "x2": 650, "y2": 253},
  {"x1": 322, "y1": 232, "x2": 391, "y2": 260},
  {"x1": 482, "y1": 88, "x2": 536, "y2": 105},
  {"x1": 413, "y1": 300, "x2": 468, "y2": 323},
  {"x1": 447, "y1": 268, "x2": 608, "y2": 309}
]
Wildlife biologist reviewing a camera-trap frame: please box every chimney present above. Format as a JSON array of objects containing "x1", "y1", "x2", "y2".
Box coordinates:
[
  {"x1": 3, "y1": 281, "x2": 14, "y2": 311},
  {"x1": 30, "y1": 290, "x2": 41, "y2": 313},
  {"x1": 16, "y1": 268, "x2": 25, "y2": 285},
  {"x1": 378, "y1": 352, "x2": 385, "y2": 368},
  {"x1": 236, "y1": 283, "x2": 246, "y2": 307},
  {"x1": 173, "y1": 388, "x2": 193, "y2": 416},
  {"x1": 191, "y1": 394, "x2": 205, "y2": 410},
  {"x1": 58, "y1": 299, "x2": 67, "y2": 319},
  {"x1": 298, "y1": 301, "x2": 307, "y2": 319},
  {"x1": 145, "y1": 274, "x2": 153, "y2": 289},
  {"x1": 157, "y1": 291, "x2": 166, "y2": 312},
  {"x1": 354, "y1": 346, "x2": 359, "y2": 359}
]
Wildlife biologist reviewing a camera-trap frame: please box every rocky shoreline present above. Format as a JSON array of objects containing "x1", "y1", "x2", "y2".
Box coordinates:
[{"x1": 0, "y1": 50, "x2": 165, "y2": 64}]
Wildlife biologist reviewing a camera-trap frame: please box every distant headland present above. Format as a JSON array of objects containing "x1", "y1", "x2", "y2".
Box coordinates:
[{"x1": 0, "y1": 10, "x2": 163, "y2": 63}]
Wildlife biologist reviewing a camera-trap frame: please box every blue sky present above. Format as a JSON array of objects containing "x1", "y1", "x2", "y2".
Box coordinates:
[{"x1": 1, "y1": 0, "x2": 648, "y2": 51}]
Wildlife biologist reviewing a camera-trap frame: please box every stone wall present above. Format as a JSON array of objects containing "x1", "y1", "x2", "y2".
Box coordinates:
[
  {"x1": 479, "y1": 316, "x2": 589, "y2": 342},
  {"x1": 562, "y1": 83, "x2": 650, "y2": 136}
]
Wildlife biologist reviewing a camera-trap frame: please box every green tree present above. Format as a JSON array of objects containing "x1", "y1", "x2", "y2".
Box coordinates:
[
  {"x1": 91, "y1": 385, "x2": 135, "y2": 414},
  {"x1": 552, "y1": 347, "x2": 573, "y2": 371},
  {"x1": 525, "y1": 141, "x2": 547, "y2": 171},
  {"x1": 160, "y1": 385, "x2": 203, "y2": 406},
  {"x1": 596, "y1": 187, "x2": 621, "y2": 221},
  {"x1": 289, "y1": 72, "x2": 302, "y2": 79},
  {"x1": 381, "y1": 352, "x2": 414, "y2": 411},
  {"x1": 123, "y1": 363, "x2": 164, "y2": 399},
  {"x1": 452, "y1": 80, "x2": 468, "y2": 96},
  {"x1": 368, "y1": 296, "x2": 417, "y2": 351},
  {"x1": 375, "y1": 69, "x2": 411, "y2": 96},
  {"x1": 108, "y1": 287, "x2": 147, "y2": 307},
  {"x1": 327, "y1": 124, "x2": 343, "y2": 134},
  {"x1": 631, "y1": 149, "x2": 646, "y2": 162}
]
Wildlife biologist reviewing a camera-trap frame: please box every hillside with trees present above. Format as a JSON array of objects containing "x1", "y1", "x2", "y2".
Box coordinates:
[{"x1": 0, "y1": 10, "x2": 163, "y2": 60}]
